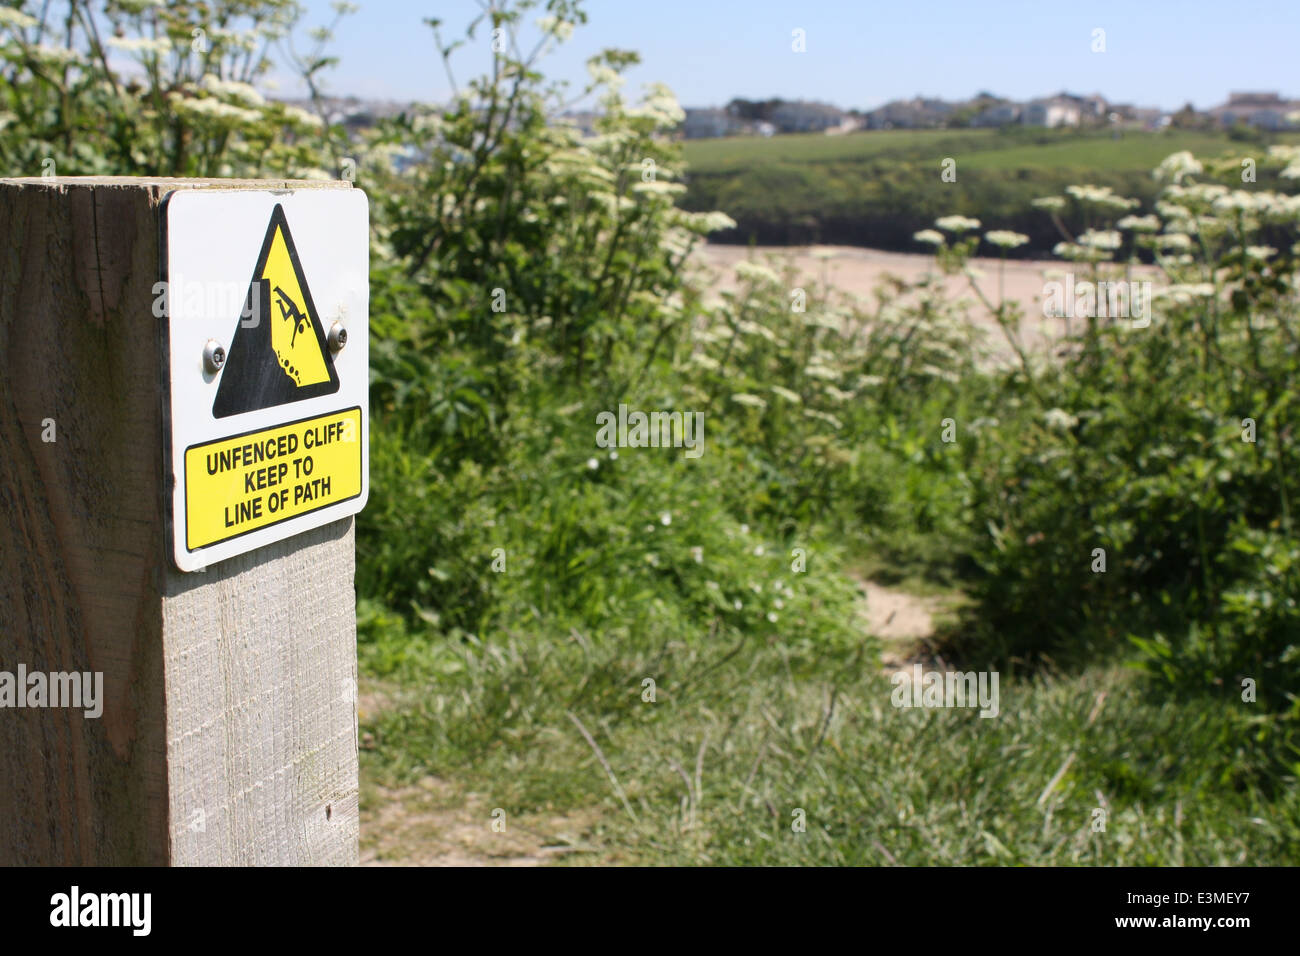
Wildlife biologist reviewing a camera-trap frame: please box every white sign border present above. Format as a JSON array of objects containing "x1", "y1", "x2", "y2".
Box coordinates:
[{"x1": 163, "y1": 188, "x2": 370, "y2": 572}]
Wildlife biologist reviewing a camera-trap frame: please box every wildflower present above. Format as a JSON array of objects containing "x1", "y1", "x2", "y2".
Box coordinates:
[
  {"x1": 1031, "y1": 196, "x2": 1066, "y2": 211},
  {"x1": 106, "y1": 36, "x2": 173, "y2": 55},
  {"x1": 803, "y1": 409, "x2": 843, "y2": 429},
  {"x1": 731, "y1": 393, "x2": 768, "y2": 409},
  {"x1": 824, "y1": 385, "x2": 854, "y2": 403},
  {"x1": 803, "y1": 364, "x2": 838, "y2": 381},
  {"x1": 1117, "y1": 214, "x2": 1160, "y2": 232},
  {"x1": 0, "y1": 7, "x2": 38, "y2": 28},
  {"x1": 587, "y1": 62, "x2": 624, "y2": 91},
  {"x1": 913, "y1": 229, "x2": 945, "y2": 245},
  {"x1": 537, "y1": 15, "x2": 575, "y2": 42},
  {"x1": 769, "y1": 386, "x2": 802, "y2": 403},
  {"x1": 935, "y1": 215, "x2": 981, "y2": 233},
  {"x1": 632, "y1": 180, "x2": 687, "y2": 197},
  {"x1": 1066, "y1": 184, "x2": 1138, "y2": 210},
  {"x1": 1078, "y1": 229, "x2": 1122, "y2": 251},
  {"x1": 660, "y1": 512, "x2": 672, "y2": 526},
  {"x1": 1043, "y1": 408, "x2": 1078, "y2": 431},
  {"x1": 734, "y1": 261, "x2": 781, "y2": 285},
  {"x1": 586, "y1": 457, "x2": 599, "y2": 470},
  {"x1": 200, "y1": 74, "x2": 265, "y2": 107},
  {"x1": 984, "y1": 230, "x2": 1029, "y2": 249},
  {"x1": 1154, "y1": 151, "x2": 1203, "y2": 184}
]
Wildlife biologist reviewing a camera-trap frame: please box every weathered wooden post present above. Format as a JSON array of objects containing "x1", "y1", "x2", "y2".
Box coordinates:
[{"x1": 0, "y1": 177, "x2": 369, "y2": 865}]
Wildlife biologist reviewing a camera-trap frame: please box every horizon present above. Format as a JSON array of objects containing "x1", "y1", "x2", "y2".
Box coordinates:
[{"x1": 285, "y1": 0, "x2": 1300, "y2": 113}]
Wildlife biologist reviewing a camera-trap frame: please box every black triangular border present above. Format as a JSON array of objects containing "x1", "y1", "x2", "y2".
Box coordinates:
[{"x1": 212, "y1": 204, "x2": 339, "y2": 418}]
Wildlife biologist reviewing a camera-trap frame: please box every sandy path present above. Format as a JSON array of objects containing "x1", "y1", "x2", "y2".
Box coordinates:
[{"x1": 691, "y1": 243, "x2": 1160, "y2": 354}]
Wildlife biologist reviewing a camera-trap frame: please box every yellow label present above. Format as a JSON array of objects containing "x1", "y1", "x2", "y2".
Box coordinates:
[
  {"x1": 185, "y1": 407, "x2": 362, "y2": 551},
  {"x1": 261, "y1": 218, "x2": 332, "y2": 388}
]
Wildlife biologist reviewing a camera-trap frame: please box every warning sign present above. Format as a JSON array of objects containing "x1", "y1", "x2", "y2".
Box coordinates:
[
  {"x1": 185, "y1": 407, "x2": 362, "y2": 551},
  {"x1": 165, "y1": 188, "x2": 369, "y2": 572},
  {"x1": 213, "y1": 205, "x2": 340, "y2": 418}
]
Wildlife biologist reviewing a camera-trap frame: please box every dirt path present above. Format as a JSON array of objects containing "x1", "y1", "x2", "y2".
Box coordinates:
[
  {"x1": 357, "y1": 685, "x2": 603, "y2": 867},
  {"x1": 360, "y1": 775, "x2": 598, "y2": 867}
]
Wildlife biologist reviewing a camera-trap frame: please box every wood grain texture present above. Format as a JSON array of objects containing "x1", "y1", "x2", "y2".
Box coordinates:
[{"x1": 0, "y1": 178, "x2": 358, "y2": 865}]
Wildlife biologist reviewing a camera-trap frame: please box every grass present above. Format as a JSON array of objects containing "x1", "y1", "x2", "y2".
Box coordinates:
[
  {"x1": 683, "y1": 128, "x2": 1002, "y2": 170},
  {"x1": 684, "y1": 126, "x2": 1298, "y2": 174},
  {"x1": 359, "y1": 613, "x2": 1300, "y2": 865}
]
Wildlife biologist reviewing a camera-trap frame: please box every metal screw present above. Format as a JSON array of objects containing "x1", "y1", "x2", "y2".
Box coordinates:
[
  {"x1": 328, "y1": 321, "x2": 348, "y2": 353},
  {"x1": 203, "y1": 339, "x2": 226, "y2": 373}
]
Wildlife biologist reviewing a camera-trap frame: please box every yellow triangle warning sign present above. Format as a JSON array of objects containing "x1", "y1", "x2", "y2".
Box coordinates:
[{"x1": 213, "y1": 204, "x2": 339, "y2": 418}]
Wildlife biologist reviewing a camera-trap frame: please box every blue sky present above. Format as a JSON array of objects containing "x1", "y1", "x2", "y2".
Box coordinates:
[{"x1": 293, "y1": 0, "x2": 1299, "y2": 111}]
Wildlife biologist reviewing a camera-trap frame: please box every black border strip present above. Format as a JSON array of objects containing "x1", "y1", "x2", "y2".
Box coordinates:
[{"x1": 183, "y1": 405, "x2": 362, "y2": 552}]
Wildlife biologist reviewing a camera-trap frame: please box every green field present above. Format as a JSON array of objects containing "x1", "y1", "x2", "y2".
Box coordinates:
[
  {"x1": 684, "y1": 126, "x2": 1290, "y2": 172},
  {"x1": 681, "y1": 126, "x2": 1300, "y2": 253}
]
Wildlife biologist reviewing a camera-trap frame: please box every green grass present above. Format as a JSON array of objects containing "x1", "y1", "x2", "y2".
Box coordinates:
[
  {"x1": 360, "y1": 621, "x2": 1300, "y2": 865},
  {"x1": 683, "y1": 128, "x2": 1001, "y2": 170},
  {"x1": 684, "y1": 126, "x2": 1298, "y2": 174}
]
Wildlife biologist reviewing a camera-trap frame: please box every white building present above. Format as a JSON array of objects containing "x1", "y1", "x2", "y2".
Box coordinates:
[{"x1": 1021, "y1": 97, "x2": 1082, "y2": 128}]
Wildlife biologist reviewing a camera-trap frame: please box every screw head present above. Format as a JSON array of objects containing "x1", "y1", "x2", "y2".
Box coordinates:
[
  {"x1": 203, "y1": 339, "x2": 226, "y2": 373},
  {"x1": 328, "y1": 321, "x2": 348, "y2": 352}
]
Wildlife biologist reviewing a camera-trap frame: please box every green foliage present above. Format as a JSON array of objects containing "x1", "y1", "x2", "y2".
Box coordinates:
[
  {"x1": 9, "y1": 0, "x2": 1295, "y2": 866},
  {"x1": 0, "y1": 0, "x2": 347, "y2": 178}
]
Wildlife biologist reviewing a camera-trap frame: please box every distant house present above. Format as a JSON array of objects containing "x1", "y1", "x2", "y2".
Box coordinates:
[
  {"x1": 1079, "y1": 93, "x2": 1109, "y2": 120},
  {"x1": 1210, "y1": 92, "x2": 1299, "y2": 130},
  {"x1": 1021, "y1": 97, "x2": 1082, "y2": 128},
  {"x1": 682, "y1": 107, "x2": 735, "y2": 139},
  {"x1": 865, "y1": 97, "x2": 954, "y2": 129},
  {"x1": 971, "y1": 102, "x2": 1021, "y2": 127},
  {"x1": 769, "y1": 100, "x2": 846, "y2": 133}
]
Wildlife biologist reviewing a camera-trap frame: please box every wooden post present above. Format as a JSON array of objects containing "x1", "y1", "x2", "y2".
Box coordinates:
[{"x1": 0, "y1": 178, "x2": 359, "y2": 865}]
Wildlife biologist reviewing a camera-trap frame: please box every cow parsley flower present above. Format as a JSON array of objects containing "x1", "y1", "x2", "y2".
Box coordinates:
[
  {"x1": 935, "y1": 215, "x2": 981, "y2": 233},
  {"x1": 985, "y1": 230, "x2": 1029, "y2": 249}
]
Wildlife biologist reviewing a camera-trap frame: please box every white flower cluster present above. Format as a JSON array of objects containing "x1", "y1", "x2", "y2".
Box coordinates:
[
  {"x1": 1065, "y1": 184, "x2": 1139, "y2": 211},
  {"x1": 200, "y1": 75, "x2": 265, "y2": 108},
  {"x1": 106, "y1": 36, "x2": 173, "y2": 56},
  {"x1": 1154, "y1": 150, "x2": 1203, "y2": 184},
  {"x1": 0, "y1": 7, "x2": 39, "y2": 29},
  {"x1": 1078, "y1": 229, "x2": 1122, "y2": 251},
  {"x1": 935, "y1": 215, "x2": 981, "y2": 233},
  {"x1": 984, "y1": 230, "x2": 1029, "y2": 249},
  {"x1": 1117, "y1": 214, "x2": 1160, "y2": 233},
  {"x1": 734, "y1": 261, "x2": 781, "y2": 285}
]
